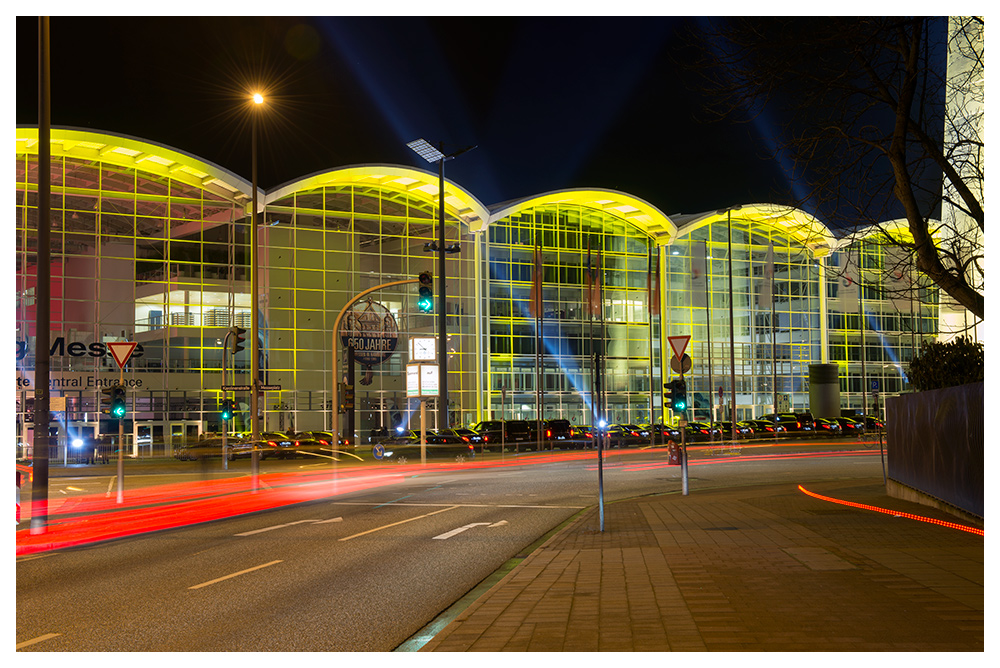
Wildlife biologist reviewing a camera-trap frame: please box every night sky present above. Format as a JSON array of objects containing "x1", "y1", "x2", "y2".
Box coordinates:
[{"x1": 17, "y1": 15, "x2": 792, "y2": 218}]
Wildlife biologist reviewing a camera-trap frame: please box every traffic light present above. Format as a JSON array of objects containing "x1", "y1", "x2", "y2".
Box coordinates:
[
  {"x1": 417, "y1": 271, "x2": 433, "y2": 313},
  {"x1": 344, "y1": 384, "x2": 355, "y2": 410},
  {"x1": 100, "y1": 385, "x2": 115, "y2": 414},
  {"x1": 229, "y1": 326, "x2": 246, "y2": 354},
  {"x1": 221, "y1": 399, "x2": 233, "y2": 421},
  {"x1": 672, "y1": 378, "x2": 687, "y2": 412},
  {"x1": 111, "y1": 385, "x2": 127, "y2": 419}
]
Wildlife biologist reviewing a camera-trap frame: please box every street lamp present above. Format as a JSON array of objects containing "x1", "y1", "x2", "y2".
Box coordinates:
[
  {"x1": 717, "y1": 205, "x2": 743, "y2": 444},
  {"x1": 250, "y1": 91, "x2": 264, "y2": 482},
  {"x1": 406, "y1": 138, "x2": 476, "y2": 430}
]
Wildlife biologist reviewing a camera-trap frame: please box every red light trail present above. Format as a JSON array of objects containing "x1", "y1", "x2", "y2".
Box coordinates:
[{"x1": 797, "y1": 484, "x2": 983, "y2": 536}]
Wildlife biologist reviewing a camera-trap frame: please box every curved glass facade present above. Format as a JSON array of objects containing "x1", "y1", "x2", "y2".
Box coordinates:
[{"x1": 15, "y1": 127, "x2": 941, "y2": 458}]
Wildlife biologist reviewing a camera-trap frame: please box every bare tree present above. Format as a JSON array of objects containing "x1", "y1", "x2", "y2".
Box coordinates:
[{"x1": 683, "y1": 16, "x2": 984, "y2": 319}]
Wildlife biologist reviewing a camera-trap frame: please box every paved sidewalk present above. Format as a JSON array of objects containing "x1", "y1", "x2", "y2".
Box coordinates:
[{"x1": 421, "y1": 478, "x2": 983, "y2": 652}]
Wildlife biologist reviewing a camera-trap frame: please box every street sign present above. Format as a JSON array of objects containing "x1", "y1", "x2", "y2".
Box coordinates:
[
  {"x1": 667, "y1": 335, "x2": 691, "y2": 361},
  {"x1": 373, "y1": 444, "x2": 385, "y2": 460},
  {"x1": 259, "y1": 384, "x2": 281, "y2": 391},
  {"x1": 107, "y1": 342, "x2": 138, "y2": 369},
  {"x1": 871, "y1": 380, "x2": 880, "y2": 391},
  {"x1": 221, "y1": 384, "x2": 252, "y2": 391},
  {"x1": 670, "y1": 353, "x2": 692, "y2": 374}
]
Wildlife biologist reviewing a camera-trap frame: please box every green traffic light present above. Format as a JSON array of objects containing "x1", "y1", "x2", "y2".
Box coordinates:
[{"x1": 112, "y1": 400, "x2": 126, "y2": 419}]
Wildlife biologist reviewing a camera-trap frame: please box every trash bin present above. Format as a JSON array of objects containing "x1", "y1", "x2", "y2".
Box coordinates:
[{"x1": 667, "y1": 441, "x2": 681, "y2": 466}]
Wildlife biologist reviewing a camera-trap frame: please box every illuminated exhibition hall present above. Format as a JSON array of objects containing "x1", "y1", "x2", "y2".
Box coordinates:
[{"x1": 15, "y1": 127, "x2": 967, "y2": 458}]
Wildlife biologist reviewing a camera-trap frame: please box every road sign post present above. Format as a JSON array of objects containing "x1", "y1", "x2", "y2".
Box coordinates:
[
  {"x1": 107, "y1": 341, "x2": 136, "y2": 504},
  {"x1": 667, "y1": 335, "x2": 692, "y2": 495}
]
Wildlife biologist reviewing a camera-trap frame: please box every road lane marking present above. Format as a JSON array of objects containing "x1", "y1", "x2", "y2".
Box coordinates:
[
  {"x1": 332, "y1": 501, "x2": 585, "y2": 510},
  {"x1": 16, "y1": 633, "x2": 62, "y2": 649},
  {"x1": 236, "y1": 517, "x2": 343, "y2": 535},
  {"x1": 188, "y1": 560, "x2": 283, "y2": 589},
  {"x1": 235, "y1": 520, "x2": 319, "y2": 536},
  {"x1": 339, "y1": 505, "x2": 459, "y2": 542},
  {"x1": 433, "y1": 522, "x2": 491, "y2": 540}
]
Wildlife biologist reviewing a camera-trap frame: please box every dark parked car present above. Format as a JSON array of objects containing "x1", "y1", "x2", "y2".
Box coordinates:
[
  {"x1": 544, "y1": 419, "x2": 573, "y2": 440},
  {"x1": 835, "y1": 417, "x2": 866, "y2": 435},
  {"x1": 373, "y1": 433, "x2": 475, "y2": 463},
  {"x1": 472, "y1": 420, "x2": 531, "y2": 445},
  {"x1": 716, "y1": 422, "x2": 754, "y2": 439},
  {"x1": 761, "y1": 413, "x2": 812, "y2": 433},
  {"x1": 684, "y1": 422, "x2": 722, "y2": 442},
  {"x1": 646, "y1": 424, "x2": 682, "y2": 442},
  {"x1": 176, "y1": 436, "x2": 253, "y2": 461},
  {"x1": 303, "y1": 430, "x2": 350, "y2": 449},
  {"x1": 449, "y1": 428, "x2": 483, "y2": 445},
  {"x1": 864, "y1": 416, "x2": 885, "y2": 430},
  {"x1": 744, "y1": 419, "x2": 787, "y2": 436},
  {"x1": 813, "y1": 418, "x2": 842, "y2": 435}
]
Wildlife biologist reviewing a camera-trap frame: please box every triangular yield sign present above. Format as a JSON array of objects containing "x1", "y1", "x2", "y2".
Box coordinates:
[
  {"x1": 667, "y1": 335, "x2": 691, "y2": 361},
  {"x1": 107, "y1": 342, "x2": 138, "y2": 369}
]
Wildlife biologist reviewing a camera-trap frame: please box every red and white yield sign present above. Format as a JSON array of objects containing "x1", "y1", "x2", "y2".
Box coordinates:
[
  {"x1": 667, "y1": 335, "x2": 691, "y2": 361},
  {"x1": 107, "y1": 342, "x2": 138, "y2": 369}
]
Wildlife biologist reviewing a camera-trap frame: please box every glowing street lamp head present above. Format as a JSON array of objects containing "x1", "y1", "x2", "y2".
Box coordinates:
[{"x1": 252, "y1": 92, "x2": 264, "y2": 105}]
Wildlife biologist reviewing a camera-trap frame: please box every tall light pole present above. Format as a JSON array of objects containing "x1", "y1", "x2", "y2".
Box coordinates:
[
  {"x1": 250, "y1": 92, "x2": 264, "y2": 481},
  {"x1": 406, "y1": 139, "x2": 475, "y2": 430},
  {"x1": 718, "y1": 205, "x2": 742, "y2": 443}
]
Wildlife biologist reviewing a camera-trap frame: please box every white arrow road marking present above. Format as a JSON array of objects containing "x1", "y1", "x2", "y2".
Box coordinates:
[
  {"x1": 235, "y1": 517, "x2": 342, "y2": 536},
  {"x1": 433, "y1": 520, "x2": 507, "y2": 540}
]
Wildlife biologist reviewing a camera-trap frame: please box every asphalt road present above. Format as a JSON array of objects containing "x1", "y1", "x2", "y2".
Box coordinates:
[{"x1": 16, "y1": 441, "x2": 885, "y2": 651}]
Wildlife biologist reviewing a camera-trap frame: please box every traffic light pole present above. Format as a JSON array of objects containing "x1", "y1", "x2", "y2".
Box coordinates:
[
  {"x1": 117, "y1": 366, "x2": 124, "y2": 503},
  {"x1": 331, "y1": 279, "x2": 418, "y2": 451}
]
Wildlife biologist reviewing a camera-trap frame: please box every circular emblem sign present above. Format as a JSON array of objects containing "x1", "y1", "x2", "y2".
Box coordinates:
[{"x1": 340, "y1": 300, "x2": 399, "y2": 367}]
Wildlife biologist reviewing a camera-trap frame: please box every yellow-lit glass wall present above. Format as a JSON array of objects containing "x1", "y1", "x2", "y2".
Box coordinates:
[
  {"x1": 485, "y1": 204, "x2": 661, "y2": 427},
  {"x1": 15, "y1": 138, "x2": 247, "y2": 455},
  {"x1": 262, "y1": 182, "x2": 479, "y2": 435}
]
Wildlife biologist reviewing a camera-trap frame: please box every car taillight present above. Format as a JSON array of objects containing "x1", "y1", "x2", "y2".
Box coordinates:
[
  {"x1": 484, "y1": 435, "x2": 490, "y2": 442},
  {"x1": 796, "y1": 422, "x2": 801, "y2": 429},
  {"x1": 699, "y1": 429, "x2": 708, "y2": 434},
  {"x1": 461, "y1": 436, "x2": 470, "y2": 442},
  {"x1": 267, "y1": 441, "x2": 277, "y2": 447},
  {"x1": 319, "y1": 439, "x2": 329, "y2": 445}
]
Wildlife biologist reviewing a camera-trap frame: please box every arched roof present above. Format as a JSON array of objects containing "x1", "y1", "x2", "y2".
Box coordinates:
[
  {"x1": 671, "y1": 203, "x2": 837, "y2": 257},
  {"x1": 266, "y1": 165, "x2": 491, "y2": 232},
  {"x1": 15, "y1": 126, "x2": 252, "y2": 205},
  {"x1": 487, "y1": 188, "x2": 677, "y2": 245}
]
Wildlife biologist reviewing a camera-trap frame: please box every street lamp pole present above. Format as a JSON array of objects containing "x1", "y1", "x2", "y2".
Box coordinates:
[
  {"x1": 406, "y1": 139, "x2": 475, "y2": 430},
  {"x1": 250, "y1": 92, "x2": 264, "y2": 482},
  {"x1": 719, "y1": 205, "x2": 742, "y2": 443}
]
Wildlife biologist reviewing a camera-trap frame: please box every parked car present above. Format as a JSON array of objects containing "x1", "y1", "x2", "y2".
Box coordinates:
[
  {"x1": 835, "y1": 417, "x2": 866, "y2": 435},
  {"x1": 760, "y1": 413, "x2": 813, "y2": 434},
  {"x1": 715, "y1": 422, "x2": 754, "y2": 439},
  {"x1": 544, "y1": 419, "x2": 573, "y2": 441},
  {"x1": 684, "y1": 422, "x2": 722, "y2": 442},
  {"x1": 864, "y1": 416, "x2": 886, "y2": 431},
  {"x1": 373, "y1": 434, "x2": 475, "y2": 463},
  {"x1": 175, "y1": 436, "x2": 253, "y2": 461},
  {"x1": 472, "y1": 420, "x2": 531, "y2": 445},
  {"x1": 744, "y1": 419, "x2": 787, "y2": 436},
  {"x1": 452, "y1": 427, "x2": 483, "y2": 443},
  {"x1": 813, "y1": 418, "x2": 842, "y2": 435},
  {"x1": 304, "y1": 430, "x2": 350, "y2": 449},
  {"x1": 646, "y1": 424, "x2": 682, "y2": 442},
  {"x1": 607, "y1": 424, "x2": 643, "y2": 447}
]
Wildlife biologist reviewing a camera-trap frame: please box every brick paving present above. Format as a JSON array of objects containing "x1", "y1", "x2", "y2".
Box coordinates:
[{"x1": 420, "y1": 478, "x2": 983, "y2": 652}]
